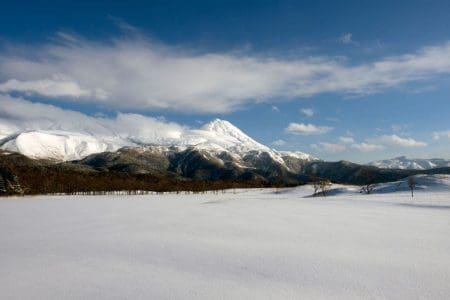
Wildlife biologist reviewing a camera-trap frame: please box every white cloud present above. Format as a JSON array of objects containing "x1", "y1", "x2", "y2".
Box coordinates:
[
  {"x1": 310, "y1": 133, "x2": 428, "y2": 157},
  {"x1": 338, "y1": 136, "x2": 355, "y2": 144},
  {"x1": 311, "y1": 139, "x2": 384, "y2": 154},
  {"x1": 311, "y1": 142, "x2": 346, "y2": 153},
  {"x1": 54, "y1": 31, "x2": 80, "y2": 43},
  {"x1": 1, "y1": 34, "x2": 450, "y2": 113},
  {"x1": 350, "y1": 142, "x2": 385, "y2": 152},
  {"x1": 0, "y1": 78, "x2": 106, "y2": 99},
  {"x1": 300, "y1": 108, "x2": 314, "y2": 117},
  {"x1": 432, "y1": 130, "x2": 450, "y2": 140},
  {"x1": 285, "y1": 123, "x2": 333, "y2": 135},
  {"x1": 0, "y1": 95, "x2": 186, "y2": 143},
  {"x1": 310, "y1": 132, "x2": 425, "y2": 155},
  {"x1": 272, "y1": 139, "x2": 286, "y2": 146},
  {"x1": 271, "y1": 105, "x2": 280, "y2": 112},
  {"x1": 375, "y1": 135, "x2": 427, "y2": 147}
]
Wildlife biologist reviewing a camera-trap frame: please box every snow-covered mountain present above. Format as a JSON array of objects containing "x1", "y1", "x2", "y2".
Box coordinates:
[
  {"x1": 369, "y1": 156, "x2": 450, "y2": 170},
  {"x1": 0, "y1": 131, "x2": 126, "y2": 161},
  {"x1": 177, "y1": 119, "x2": 273, "y2": 153},
  {"x1": 0, "y1": 119, "x2": 317, "y2": 164}
]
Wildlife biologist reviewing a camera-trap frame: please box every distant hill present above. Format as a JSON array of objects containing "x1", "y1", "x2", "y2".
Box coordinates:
[{"x1": 369, "y1": 156, "x2": 450, "y2": 170}]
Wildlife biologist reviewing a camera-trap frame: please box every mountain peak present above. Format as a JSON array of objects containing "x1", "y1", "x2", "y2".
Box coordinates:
[
  {"x1": 201, "y1": 119, "x2": 255, "y2": 142},
  {"x1": 194, "y1": 118, "x2": 270, "y2": 153},
  {"x1": 202, "y1": 118, "x2": 240, "y2": 133}
]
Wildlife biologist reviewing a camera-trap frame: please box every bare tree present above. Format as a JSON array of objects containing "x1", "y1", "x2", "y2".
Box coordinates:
[
  {"x1": 360, "y1": 171, "x2": 377, "y2": 194},
  {"x1": 408, "y1": 176, "x2": 416, "y2": 198},
  {"x1": 0, "y1": 175, "x2": 6, "y2": 193},
  {"x1": 313, "y1": 180, "x2": 321, "y2": 196},
  {"x1": 319, "y1": 180, "x2": 332, "y2": 197},
  {"x1": 312, "y1": 179, "x2": 331, "y2": 197},
  {"x1": 360, "y1": 183, "x2": 376, "y2": 194}
]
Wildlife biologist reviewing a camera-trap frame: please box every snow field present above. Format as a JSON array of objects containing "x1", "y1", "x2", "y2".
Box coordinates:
[{"x1": 1, "y1": 185, "x2": 449, "y2": 299}]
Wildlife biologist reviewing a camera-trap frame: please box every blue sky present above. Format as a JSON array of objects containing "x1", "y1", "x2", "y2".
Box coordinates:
[{"x1": 0, "y1": 0, "x2": 450, "y2": 162}]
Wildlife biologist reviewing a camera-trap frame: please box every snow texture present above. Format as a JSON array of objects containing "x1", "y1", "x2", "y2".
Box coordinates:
[{"x1": 1, "y1": 175, "x2": 450, "y2": 299}]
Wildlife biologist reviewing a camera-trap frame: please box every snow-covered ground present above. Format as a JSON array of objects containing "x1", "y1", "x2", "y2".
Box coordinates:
[{"x1": 1, "y1": 178, "x2": 450, "y2": 299}]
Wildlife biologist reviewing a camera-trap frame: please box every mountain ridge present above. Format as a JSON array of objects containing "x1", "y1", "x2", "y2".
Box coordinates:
[
  {"x1": 369, "y1": 156, "x2": 450, "y2": 170},
  {"x1": 0, "y1": 119, "x2": 317, "y2": 166},
  {"x1": 2, "y1": 119, "x2": 450, "y2": 195}
]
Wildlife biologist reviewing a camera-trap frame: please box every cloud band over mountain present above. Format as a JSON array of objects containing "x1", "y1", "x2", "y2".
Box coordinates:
[{"x1": 1, "y1": 34, "x2": 450, "y2": 113}]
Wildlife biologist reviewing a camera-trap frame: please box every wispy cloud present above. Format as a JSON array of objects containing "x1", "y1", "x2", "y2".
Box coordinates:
[
  {"x1": 300, "y1": 107, "x2": 314, "y2": 117},
  {"x1": 272, "y1": 139, "x2": 286, "y2": 146},
  {"x1": 373, "y1": 135, "x2": 427, "y2": 147},
  {"x1": 311, "y1": 141, "x2": 383, "y2": 154},
  {"x1": 0, "y1": 78, "x2": 106, "y2": 99},
  {"x1": 432, "y1": 130, "x2": 450, "y2": 140},
  {"x1": 338, "y1": 136, "x2": 354, "y2": 144},
  {"x1": 285, "y1": 123, "x2": 333, "y2": 135},
  {"x1": 1, "y1": 33, "x2": 450, "y2": 113},
  {"x1": 311, "y1": 133, "x2": 425, "y2": 154},
  {"x1": 350, "y1": 142, "x2": 385, "y2": 152},
  {"x1": 311, "y1": 142, "x2": 346, "y2": 153},
  {"x1": 107, "y1": 15, "x2": 141, "y2": 34},
  {"x1": 338, "y1": 33, "x2": 359, "y2": 46}
]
